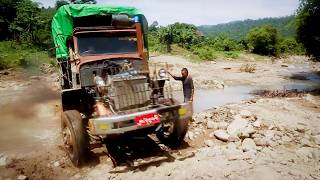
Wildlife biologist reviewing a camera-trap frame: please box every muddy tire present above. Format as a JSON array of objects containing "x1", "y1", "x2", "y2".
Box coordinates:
[
  {"x1": 61, "y1": 110, "x2": 88, "y2": 167},
  {"x1": 157, "y1": 114, "x2": 189, "y2": 147}
]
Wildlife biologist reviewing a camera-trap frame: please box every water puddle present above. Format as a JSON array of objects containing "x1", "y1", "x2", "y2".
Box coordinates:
[{"x1": 174, "y1": 67, "x2": 320, "y2": 113}]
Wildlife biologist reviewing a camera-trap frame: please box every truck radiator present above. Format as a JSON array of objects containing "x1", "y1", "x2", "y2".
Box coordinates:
[{"x1": 108, "y1": 76, "x2": 151, "y2": 111}]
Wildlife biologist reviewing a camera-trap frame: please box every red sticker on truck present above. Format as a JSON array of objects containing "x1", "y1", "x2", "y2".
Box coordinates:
[{"x1": 135, "y1": 113, "x2": 160, "y2": 127}]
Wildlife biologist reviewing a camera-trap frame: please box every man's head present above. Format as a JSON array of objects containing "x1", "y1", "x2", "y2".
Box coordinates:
[{"x1": 181, "y1": 68, "x2": 188, "y2": 78}]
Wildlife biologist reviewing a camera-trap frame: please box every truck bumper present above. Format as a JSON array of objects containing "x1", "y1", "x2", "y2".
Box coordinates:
[{"x1": 88, "y1": 102, "x2": 193, "y2": 136}]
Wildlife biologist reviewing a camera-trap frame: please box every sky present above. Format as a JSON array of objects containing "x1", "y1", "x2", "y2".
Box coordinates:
[{"x1": 36, "y1": 0, "x2": 300, "y2": 26}]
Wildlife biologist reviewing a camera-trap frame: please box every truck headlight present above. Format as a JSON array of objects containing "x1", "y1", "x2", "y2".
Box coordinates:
[{"x1": 158, "y1": 68, "x2": 166, "y2": 79}]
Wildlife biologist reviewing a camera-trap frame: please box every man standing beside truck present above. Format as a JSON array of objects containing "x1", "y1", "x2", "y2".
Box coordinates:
[{"x1": 168, "y1": 68, "x2": 194, "y2": 102}]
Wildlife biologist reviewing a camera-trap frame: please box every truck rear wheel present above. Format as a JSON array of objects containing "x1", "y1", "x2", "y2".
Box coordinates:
[
  {"x1": 61, "y1": 110, "x2": 88, "y2": 167},
  {"x1": 157, "y1": 116, "x2": 189, "y2": 147}
]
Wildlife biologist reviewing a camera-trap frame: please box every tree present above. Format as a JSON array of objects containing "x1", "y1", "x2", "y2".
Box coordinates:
[
  {"x1": 246, "y1": 26, "x2": 278, "y2": 55},
  {"x1": 296, "y1": 0, "x2": 320, "y2": 60},
  {"x1": 0, "y1": 0, "x2": 22, "y2": 40},
  {"x1": 70, "y1": 0, "x2": 97, "y2": 4},
  {"x1": 55, "y1": 0, "x2": 69, "y2": 9},
  {"x1": 158, "y1": 27, "x2": 173, "y2": 52}
]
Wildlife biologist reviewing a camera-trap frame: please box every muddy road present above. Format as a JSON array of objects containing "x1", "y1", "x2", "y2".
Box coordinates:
[{"x1": 0, "y1": 55, "x2": 319, "y2": 179}]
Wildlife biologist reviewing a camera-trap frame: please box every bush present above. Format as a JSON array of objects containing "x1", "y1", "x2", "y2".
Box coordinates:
[
  {"x1": 278, "y1": 38, "x2": 305, "y2": 55},
  {"x1": 192, "y1": 47, "x2": 216, "y2": 60},
  {"x1": 246, "y1": 26, "x2": 278, "y2": 56}
]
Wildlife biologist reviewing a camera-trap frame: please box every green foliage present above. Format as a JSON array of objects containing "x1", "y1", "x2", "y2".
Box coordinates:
[
  {"x1": 70, "y1": 0, "x2": 97, "y2": 4},
  {"x1": 56, "y1": 0, "x2": 69, "y2": 9},
  {"x1": 296, "y1": 0, "x2": 320, "y2": 60},
  {"x1": 0, "y1": 41, "x2": 54, "y2": 70},
  {"x1": 0, "y1": 0, "x2": 22, "y2": 40},
  {"x1": 278, "y1": 38, "x2": 305, "y2": 55},
  {"x1": 198, "y1": 16, "x2": 296, "y2": 40},
  {"x1": 246, "y1": 26, "x2": 278, "y2": 56}
]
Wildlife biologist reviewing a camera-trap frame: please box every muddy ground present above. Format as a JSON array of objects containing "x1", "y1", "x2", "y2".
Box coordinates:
[{"x1": 0, "y1": 55, "x2": 319, "y2": 180}]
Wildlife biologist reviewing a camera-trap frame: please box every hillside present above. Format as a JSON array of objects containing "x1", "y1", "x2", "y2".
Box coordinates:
[{"x1": 198, "y1": 16, "x2": 296, "y2": 40}]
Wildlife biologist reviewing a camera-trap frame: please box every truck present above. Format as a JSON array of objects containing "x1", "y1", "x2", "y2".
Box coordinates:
[{"x1": 52, "y1": 4, "x2": 193, "y2": 167}]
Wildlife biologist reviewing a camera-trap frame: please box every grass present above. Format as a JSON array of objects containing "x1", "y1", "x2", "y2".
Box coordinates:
[{"x1": 0, "y1": 41, "x2": 55, "y2": 73}]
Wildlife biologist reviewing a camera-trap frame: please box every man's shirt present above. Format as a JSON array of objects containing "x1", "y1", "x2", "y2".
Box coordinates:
[{"x1": 172, "y1": 75, "x2": 194, "y2": 100}]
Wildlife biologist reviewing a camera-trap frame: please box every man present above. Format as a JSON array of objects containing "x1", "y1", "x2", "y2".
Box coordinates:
[{"x1": 168, "y1": 68, "x2": 194, "y2": 102}]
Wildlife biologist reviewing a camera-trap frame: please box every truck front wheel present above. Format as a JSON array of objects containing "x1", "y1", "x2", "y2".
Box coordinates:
[
  {"x1": 156, "y1": 116, "x2": 189, "y2": 147},
  {"x1": 61, "y1": 110, "x2": 88, "y2": 167}
]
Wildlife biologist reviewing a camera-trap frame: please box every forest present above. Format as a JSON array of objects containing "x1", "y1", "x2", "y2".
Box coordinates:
[{"x1": 0, "y1": 0, "x2": 319, "y2": 70}]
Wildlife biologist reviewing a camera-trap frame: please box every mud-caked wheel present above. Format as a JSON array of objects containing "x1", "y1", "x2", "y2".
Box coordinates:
[
  {"x1": 156, "y1": 113, "x2": 189, "y2": 147},
  {"x1": 61, "y1": 110, "x2": 89, "y2": 167}
]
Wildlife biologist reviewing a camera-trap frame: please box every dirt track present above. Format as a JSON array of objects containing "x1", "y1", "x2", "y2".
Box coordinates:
[{"x1": 0, "y1": 55, "x2": 319, "y2": 179}]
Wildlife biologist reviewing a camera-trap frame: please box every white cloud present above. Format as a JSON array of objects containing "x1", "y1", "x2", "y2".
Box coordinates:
[{"x1": 35, "y1": 0, "x2": 299, "y2": 25}]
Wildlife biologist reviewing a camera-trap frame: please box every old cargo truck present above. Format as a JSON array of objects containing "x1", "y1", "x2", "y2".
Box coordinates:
[{"x1": 52, "y1": 4, "x2": 193, "y2": 166}]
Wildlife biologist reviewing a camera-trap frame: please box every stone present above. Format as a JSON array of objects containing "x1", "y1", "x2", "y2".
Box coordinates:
[
  {"x1": 241, "y1": 138, "x2": 257, "y2": 153},
  {"x1": 54, "y1": 161, "x2": 60, "y2": 167},
  {"x1": 227, "y1": 117, "x2": 248, "y2": 136},
  {"x1": 281, "y1": 136, "x2": 292, "y2": 143},
  {"x1": 217, "y1": 122, "x2": 229, "y2": 129},
  {"x1": 0, "y1": 154, "x2": 11, "y2": 166},
  {"x1": 228, "y1": 134, "x2": 240, "y2": 142},
  {"x1": 206, "y1": 121, "x2": 216, "y2": 129},
  {"x1": 296, "y1": 147, "x2": 313, "y2": 162},
  {"x1": 242, "y1": 124, "x2": 256, "y2": 135},
  {"x1": 214, "y1": 130, "x2": 230, "y2": 142},
  {"x1": 204, "y1": 140, "x2": 215, "y2": 147},
  {"x1": 312, "y1": 135, "x2": 320, "y2": 145},
  {"x1": 188, "y1": 131, "x2": 195, "y2": 140},
  {"x1": 239, "y1": 110, "x2": 252, "y2": 118},
  {"x1": 30, "y1": 76, "x2": 41, "y2": 80},
  {"x1": 300, "y1": 138, "x2": 313, "y2": 147},
  {"x1": 252, "y1": 120, "x2": 261, "y2": 128},
  {"x1": 254, "y1": 138, "x2": 268, "y2": 146},
  {"x1": 17, "y1": 175, "x2": 27, "y2": 180}
]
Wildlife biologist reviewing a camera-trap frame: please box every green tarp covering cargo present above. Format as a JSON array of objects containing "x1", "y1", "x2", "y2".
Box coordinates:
[{"x1": 51, "y1": 4, "x2": 148, "y2": 60}]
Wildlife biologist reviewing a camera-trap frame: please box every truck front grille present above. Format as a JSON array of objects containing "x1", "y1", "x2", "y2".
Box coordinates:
[{"x1": 108, "y1": 76, "x2": 151, "y2": 111}]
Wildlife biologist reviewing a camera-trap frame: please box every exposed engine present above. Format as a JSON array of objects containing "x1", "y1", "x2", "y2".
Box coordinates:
[{"x1": 79, "y1": 59, "x2": 152, "y2": 116}]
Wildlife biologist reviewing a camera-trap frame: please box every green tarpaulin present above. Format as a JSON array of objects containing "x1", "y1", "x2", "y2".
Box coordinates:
[{"x1": 52, "y1": 4, "x2": 142, "y2": 59}]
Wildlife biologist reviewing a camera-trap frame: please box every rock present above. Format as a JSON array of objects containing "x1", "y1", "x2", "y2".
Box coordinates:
[
  {"x1": 188, "y1": 131, "x2": 195, "y2": 140},
  {"x1": 0, "y1": 71, "x2": 9, "y2": 76},
  {"x1": 213, "y1": 80, "x2": 224, "y2": 89},
  {"x1": 242, "y1": 124, "x2": 256, "y2": 135},
  {"x1": 312, "y1": 135, "x2": 320, "y2": 145},
  {"x1": 252, "y1": 120, "x2": 261, "y2": 128},
  {"x1": 204, "y1": 140, "x2": 214, "y2": 147},
  {"x1": 192, "y1": 112, "x2": 211, "y2": 124},
  {"x1": 17, "y1": 175, "x2": 27, "y2": 180},
  {"x1": 206, "y1": 121, "x2": 216, "y2": 129},
  {"x1": 53, "y1": 161, "x2": 60, "y2": 167},
  {"x1": 241, "y1": 138, "x2": 257, "y2": 153},
  {"x1": 300, "y1": 138, "x2": 313, "y2": 147},
  {"x1": 281, "y1": 136, "x2": 292, "y2": 143},
  {"x1": 217, "y1": 122, "x2": 229, "y2": 129},
  {"x1": 30, "y1": 76, "x2": 41, "y2": 80},
  {"x1": 295, "y1": 124, "x2": 307, "y2": 133},
  {"x1": 214, "y1": 130, "x2": 230, "y2": 142},
  {"x1": 253, "y1": 138, "x2": 268, "y2": 146},
  {"x1": 228, "y1": 134, "x2": 240, "y2": 142},
  {"x1": 239, "y1": 110, "x2": 252, "y2": 118},
  {"x1": 73, "y1": 174, "x2": 81, "y2": 179},
  {"x1": 296, "y1": 147, "x2": 313, "y2": 162},
  {"x1": 0, "y1": 154, "x2": 11, "y2": 166},
  {"x1": 227, "y1": 117, "x2": 248, "y2": 136}
]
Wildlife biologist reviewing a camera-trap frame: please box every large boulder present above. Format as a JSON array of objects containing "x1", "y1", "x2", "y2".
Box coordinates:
[{"x1": 227, "y1": 117, "x2": 248, "y2": 136}]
